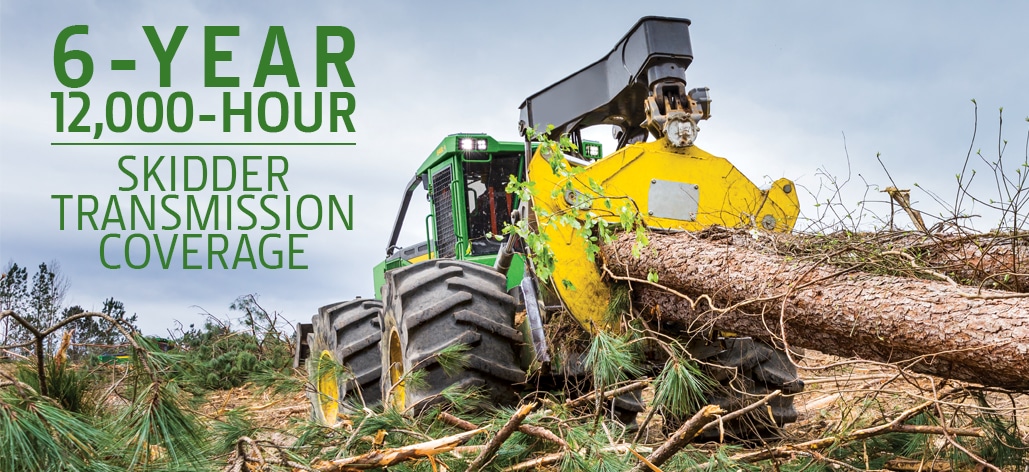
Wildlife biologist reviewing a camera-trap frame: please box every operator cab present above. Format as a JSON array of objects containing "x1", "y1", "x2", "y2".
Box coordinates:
[
  {"x1": 374, "y1": 133, "x2": 600, "y2": 297},
  {"x1": 461, "y1": 152, "x2": 520, "y2": 256}
]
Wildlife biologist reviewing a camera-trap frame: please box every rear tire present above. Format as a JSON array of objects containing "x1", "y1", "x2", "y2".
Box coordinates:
[
  {"x1": 308, "y1": 298, "x2": 383, "y2": 425},
  {"x1": 380, "y1": 260, "x2": 525, "y2": 412},
  {"x1": 700, "y1": 338, "x2": 803, "y2": 439}
]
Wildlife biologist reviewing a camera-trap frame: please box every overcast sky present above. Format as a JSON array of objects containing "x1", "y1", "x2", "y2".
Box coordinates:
[{"x1": 2, "y1": 1, "x2": 1028, "y2": 335}]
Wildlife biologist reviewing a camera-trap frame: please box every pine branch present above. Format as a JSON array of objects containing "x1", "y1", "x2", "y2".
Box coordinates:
[
  {"x1": 888, "y1": 424, "x2": 982, "y2": 437},
  {"x1": 466, "y1": 402, "x2": 537, "y2": 471},
  {"x1": 438, "y1": 410, "x2": 569, "y2": 449},
  {"x1": 0, "y1": 309, "x2": 155, "y2": 396},
  {"x1": 629, "y1": 404, "x2": 723, "y2": 472},
  {"x1": 690, "y1": 388, "x2": 964, "y2": 468},
  {"x1": 502, "y1": 444, "x2": 647, "y2": 472},
  {"x1": 694, "y1": 389, "x2": 782, "y2": 437},
  {"x1": 437, "y1": 411, "x2": 479, "y2": 431},
  {"x1": 311, "y1": 428, "x2": 486, "y2": 472},
  {"x1": 564, "y1": 379, "x2": 650, "y2": 409}
]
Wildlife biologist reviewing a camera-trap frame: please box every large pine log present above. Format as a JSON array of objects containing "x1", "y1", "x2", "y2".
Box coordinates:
[
  {"x1": 772, "y1": 231, "x2": 1029, "y2": 293},
  {"x1": 600, "y1": 230, "x2": 1029, "y2": 390}
]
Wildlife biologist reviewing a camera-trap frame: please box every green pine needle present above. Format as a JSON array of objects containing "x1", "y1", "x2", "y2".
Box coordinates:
[
  {"x1": 435, "y1": 343, "x2": 471, "y2": 377},
  {"x1": 439, "y1": 382, "x2": 486, "y2": 411},
  {"x1": 0, "y1": 388, "x2": 114, "y2": 471},
  {"x1": 653, "y1": 358, "x2": 715, "y2": 417},
  {"x1": 584, "y1": 331, "x2": 643, "y2": 387},
  {"x1": 212, "y1": 408, "x2": 258, "y2": 455},
  {"x1": 113, "y1": 382, "x2": 208, "y2": 469},
  {"x1": 559, "y1": 449, "x2": 590, "y2": 472}
]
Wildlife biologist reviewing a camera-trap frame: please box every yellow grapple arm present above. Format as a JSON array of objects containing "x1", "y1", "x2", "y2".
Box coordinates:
[{"x1": 528, "y1": 138, "x2": 799, "y2": 332}]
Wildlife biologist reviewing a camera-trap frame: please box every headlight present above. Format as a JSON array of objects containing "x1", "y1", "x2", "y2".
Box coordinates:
[{"x1": 458, "y1": 137, "x2": 489, "y2": 151}]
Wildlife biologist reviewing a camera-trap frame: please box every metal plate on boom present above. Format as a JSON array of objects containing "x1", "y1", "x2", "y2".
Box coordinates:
[{"x1": 648, "y1": 179, "x2": 700, "y2": 221}]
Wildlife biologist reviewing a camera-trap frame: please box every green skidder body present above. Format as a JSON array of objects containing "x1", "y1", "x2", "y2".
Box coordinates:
[{"x1": 372, "y1": 134, "x2": 598, "y2": 296}]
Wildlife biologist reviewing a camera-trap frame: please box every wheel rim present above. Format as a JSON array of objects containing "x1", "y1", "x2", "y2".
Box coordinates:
[
  {"x1": 316, "y1": 350, "x2": 340, "y2": 424},
  {"x1": 388, "y1": 328, "x2": 405, "y2": 409}
]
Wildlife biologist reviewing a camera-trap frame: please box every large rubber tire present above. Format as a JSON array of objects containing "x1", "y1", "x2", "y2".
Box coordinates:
[
  {"x1": 700, "y1": 338, "x2": 804, "y2": 439},
  {"x1": 308, "y1": 298, "x2": 383, "y2": 425},
  {"x1": 380, "y1": 260, "x2": 525, "y2": 412}
]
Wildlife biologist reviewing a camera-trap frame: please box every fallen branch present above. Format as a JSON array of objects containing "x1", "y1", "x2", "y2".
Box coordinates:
[
  {"x1": 798, "y1": 448, "x2": 887, "y2": 472},
  {"x1": 502, "y1": 444, "x2": 645, "y2": 472},
  {"x1": 437, "y1": 411, "x2": 479, "y2": 431},
  {"x1": 630, "y1": 404, "x2": 723, "y2": 472},
  {"x1": 438, "y1": 411, "x2": 569, "y2": 449},
  {"x1": 466, "y1": 403, "x2": 537, "y2": 471},
  {"x1": 311, "y1": 428, "x2": 485, "y2": 472},
  {"x1": 565, "y1": 379, "x2": 650, "y2": 409},
  {"x1": 884, "y1": 458, "x2": 953, "y2": 472},
  {"x1": 518, "y1": 424, "x2": 569, "y2": 450},
  {"x1": 690, "y1": 388, "x2": 963, "y2": 468},
  {"x1": 226, "y1": 436, "x2": 264, "y2": 472},
  {"x1": 887, "y1": 424, "x2": 982, "y2": 437},
  {"x1": 695, "y1": 389, "x2": 783, "y2": 437},
  {"x1": 628, "y1": 448, "x2": 663, "y2": 472},
  {"x1": 630, "y1": 390, "x2": 783, "y2": 472}
]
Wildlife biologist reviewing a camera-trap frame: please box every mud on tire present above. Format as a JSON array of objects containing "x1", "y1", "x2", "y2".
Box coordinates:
[{"x1": 380, "y1": 260, "x2": 525, "y2": 412}]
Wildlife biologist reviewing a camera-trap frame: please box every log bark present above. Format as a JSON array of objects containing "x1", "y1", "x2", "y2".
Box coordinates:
[
  {"x1": 902, "y1": 232, "x2": 1029, "y2": 292},
  {"x1": 773, "y1": 230, "x2": 1029, "y2": 293},
  {"x1": 601, "y1": 230, "x2": 1029, "y2": 390}
]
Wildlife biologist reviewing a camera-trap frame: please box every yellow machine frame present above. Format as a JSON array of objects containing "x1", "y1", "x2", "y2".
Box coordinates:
[{"x1": 529, "y1": 137, "x2": 800, "y2": 331}]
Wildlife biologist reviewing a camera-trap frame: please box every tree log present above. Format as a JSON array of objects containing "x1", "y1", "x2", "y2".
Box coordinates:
[
  {"x1": 773, "y1": 231, "x2": 1029, "y2": 293},
  {"x1": 600, "y1": 230, "x2": 1029, "y2": 390}
]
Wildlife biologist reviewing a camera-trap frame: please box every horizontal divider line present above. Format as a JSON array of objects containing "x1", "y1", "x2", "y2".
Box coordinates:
[{"x1": 50, "y1": 142, "x2": 357, "y2": 146}]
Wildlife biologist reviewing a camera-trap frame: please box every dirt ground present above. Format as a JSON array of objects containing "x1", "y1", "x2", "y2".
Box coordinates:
[
  {"x1": 197, "y1": 383, "x2": 311, "y2": 432},
  {"x1": 789, "y1": 350, "x2": 1029, "y2": 447}
]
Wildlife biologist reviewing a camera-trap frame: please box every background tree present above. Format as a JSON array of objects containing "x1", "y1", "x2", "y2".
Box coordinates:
[
  {"x1": 231, "y1": 294, "x2": 292, "y2": 356},
  {"x1": 64, "y1": 297, "x2": 139, "y2": 359},
  {"x1": 27, "y1": 261, "x2": 68, "y2": 353},
  {"x1": 0, "y1": 261, "x2": 29, "y2": 349}
]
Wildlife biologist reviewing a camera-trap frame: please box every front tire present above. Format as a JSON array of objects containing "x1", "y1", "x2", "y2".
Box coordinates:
[{"x1": 380, "y1": 260, "x2": 525, "y2": 412}]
